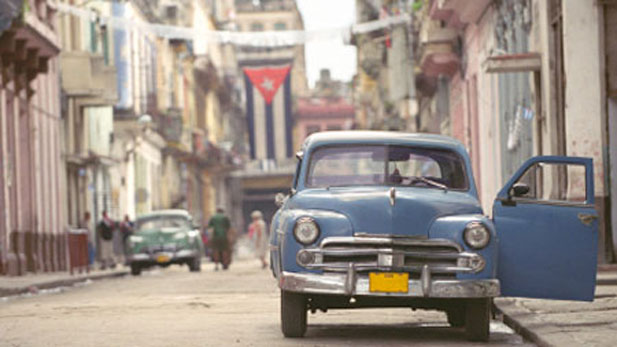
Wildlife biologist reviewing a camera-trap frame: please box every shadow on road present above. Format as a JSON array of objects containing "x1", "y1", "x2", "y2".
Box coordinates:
[{"x1": 299, "y1": 322, "x2": 530, "y2": 346}]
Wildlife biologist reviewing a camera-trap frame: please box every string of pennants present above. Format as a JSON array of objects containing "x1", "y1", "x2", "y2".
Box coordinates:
[{"x1": 56, "y1": 3, "x2": 411, "y2": 47}]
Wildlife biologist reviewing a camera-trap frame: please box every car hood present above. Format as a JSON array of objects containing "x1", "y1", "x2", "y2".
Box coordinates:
[{"x1": 289, "y1": 187, "x2": 482, "y2": 237}]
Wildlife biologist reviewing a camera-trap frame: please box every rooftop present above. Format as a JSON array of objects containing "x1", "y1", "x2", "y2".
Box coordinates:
[{"x1": 296, "y1": 97, "x2": 355, "y2": 118}]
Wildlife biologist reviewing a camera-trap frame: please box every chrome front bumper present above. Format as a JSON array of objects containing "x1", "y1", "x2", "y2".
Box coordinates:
[
  {"x1": 280, "y1": 270, "x2": 500, "y2": 298},
  {"x1": 129, "y1": 249, "x2": 198, "y2": 263},
  {"x1": 282, "y1": 235, "x2": 499, "y2": 298}
]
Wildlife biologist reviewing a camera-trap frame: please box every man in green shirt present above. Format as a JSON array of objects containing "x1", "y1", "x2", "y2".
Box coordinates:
[{"x1": 208, "y1": 207, "x2": 232, "y2": 270}]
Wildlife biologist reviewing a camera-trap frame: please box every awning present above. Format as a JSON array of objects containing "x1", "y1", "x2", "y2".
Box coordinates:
[{"x1": 483, "y1": 52, "x2": 542, "y2": 73}]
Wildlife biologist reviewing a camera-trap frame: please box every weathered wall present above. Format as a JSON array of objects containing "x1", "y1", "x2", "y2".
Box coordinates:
[{"x1": 562, "y1": 0, "x2": 605, "y2": 196}]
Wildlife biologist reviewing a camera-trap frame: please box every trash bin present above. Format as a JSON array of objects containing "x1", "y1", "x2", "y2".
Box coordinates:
[{"x1": 68, "y1": 228, "x2": 89, "y2": 275}]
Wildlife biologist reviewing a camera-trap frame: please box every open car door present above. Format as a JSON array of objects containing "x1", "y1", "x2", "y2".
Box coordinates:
[{"x1": 493, "y1": 156, "x2": 598, "y2": 301}]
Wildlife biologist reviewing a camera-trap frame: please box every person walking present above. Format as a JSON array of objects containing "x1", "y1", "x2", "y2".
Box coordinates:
[
  {"x1": 119, "y1": 215, "x2": 134, "y2": 262},
  {"x1": 79, "y1": 211, "x2": 94, "y2": 265},
  {"x1": 248, "y1": 210, "x2": 269, "y2": 269},
  {"x1": 97, "y1": 211, "x2": 116, "y2": 270},
  {"x1": 207, "y1": 207, "x2": 232, "y2": 271}
]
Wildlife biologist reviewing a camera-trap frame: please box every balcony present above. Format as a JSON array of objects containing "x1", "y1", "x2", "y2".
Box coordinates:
[
  {"x1": 157, "y1": 107, "x2": 184, "y2": 144},
  {"x1": 428, "y1": 0, "x2": 463, "y2": 29},
  {"x1": 419, "y1": 19, "x2": 459, "y2": 77},
  {"x1": 235, "y1": 0, "x2": 295, "y2": 13},
  {"x1": 431, "y1": 0, "x2": 492, "y2": 26},
  {"x1": 60, "y1": 51, "x2": 117, "y2": 105}
]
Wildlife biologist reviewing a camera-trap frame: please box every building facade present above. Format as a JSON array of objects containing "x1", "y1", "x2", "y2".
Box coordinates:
[
  {"x1": 57, "y1": 0, "x2": 118, "y2": 244},
  {"x1": 414, "y1": 0, "x2": 617, "y2": 263},
  {"x1": 231, "y1": 0, "x2": 309, "y2": 232},
  {"x1": 296, "y1": 69, "x2": 355, "y2": 141},
  {"x1": 353, "y1": 0, "x2": 417, "y2": 132},
  {"x1": 2, "y1": 0, "x2": 247, "y2": 275},
  {"x1": 0, "y1": 0, "x2": 66, "y2": 275}
]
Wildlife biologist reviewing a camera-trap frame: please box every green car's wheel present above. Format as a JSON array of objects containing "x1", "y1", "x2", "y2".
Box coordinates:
[
  {"x1": 280, "y1": 290, "x2": 307, "y2": 338},
  {"x1": 189, "y1": 256, "x2": 201, "y2": 272},
  {"x1": 130, "y1": 264, "x2": 141, "y2": 276},
  {"x1": 447, "y1": 307, "x2": 465, "y2": 328},
  {"x1": 465, "y1": 298, "x2": 491, "y2": 342}
]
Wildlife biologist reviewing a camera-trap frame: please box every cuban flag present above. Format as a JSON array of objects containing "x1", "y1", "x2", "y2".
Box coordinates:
[{"x1": 243, "y1": 64, "x2": 293, "y2": 160}]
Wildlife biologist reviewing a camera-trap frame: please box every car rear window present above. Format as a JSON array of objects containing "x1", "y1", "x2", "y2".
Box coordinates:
[{"x1": 136, "y1": 216, "x2": 190, "y2": 230}]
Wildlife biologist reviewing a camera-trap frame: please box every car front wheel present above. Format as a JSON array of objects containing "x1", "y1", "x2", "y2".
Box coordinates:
[
  {"x1": 130, "y1": 264, "x2": 141, "y2": 276},
  {"x1": 280, "y1": 290, "x2": 307, "y2": 338},
  {"x1": 447, "y1": 307, "x2": 465, "y2": 328},
  {"x1": 465, "y1": 298, "x2": 490, "y2": 342},
  {"x1": 189, "y1": 256, "x2": 201, "y2": 272}
]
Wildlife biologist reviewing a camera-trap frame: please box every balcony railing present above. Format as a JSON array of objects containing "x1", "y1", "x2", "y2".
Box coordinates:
[{"x1": 235, "y1": 0, "x2": 295, "y2": 13}]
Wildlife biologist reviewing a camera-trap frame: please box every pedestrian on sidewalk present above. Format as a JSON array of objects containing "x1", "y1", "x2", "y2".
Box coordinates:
[
  {"x1": 207, "y1": 207, "x2": 232, "y2": 271},
  {"x1": 201, "y1": 225, "x2": 211, "y2": 259},
  {"x1": 97, "y1": 211, "x2": 116, "y2": 270},
  {"x1": 79, "y1": 211, "x2": 95, "y2": 265},
  {"x1": 248, "y1": 210, "x2": 269, "y2": 269},
  {"x1": 119, "y1": 215, "x2": 134, "y2": 262}
]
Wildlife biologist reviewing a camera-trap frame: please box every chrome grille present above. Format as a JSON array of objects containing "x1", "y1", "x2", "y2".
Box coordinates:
[
  {"x1": 301, "y1": 235, "x2": 481, "y2": 276},
  {"x1": 148, "y1": 244, "x2": 177, "y2": 254}
]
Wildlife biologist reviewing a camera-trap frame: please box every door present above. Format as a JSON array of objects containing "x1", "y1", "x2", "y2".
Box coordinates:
[{"x1": 493, "y1": 156, "x2": 598, "y2": 301}]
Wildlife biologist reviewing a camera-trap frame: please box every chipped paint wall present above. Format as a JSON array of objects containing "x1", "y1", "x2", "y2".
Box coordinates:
[
  {"x1": 562, "y1": 0, "x2": 606, "y2": 197},
  {"x1": 561, "y1": 0, "x2": 612, "y2": 261}
]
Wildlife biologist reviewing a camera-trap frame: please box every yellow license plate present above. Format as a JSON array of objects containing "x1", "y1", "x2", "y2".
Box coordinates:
[
  {"x1": 369, "y1": 272, "x2": 409, "y2": 293},
  {"x1": 156, "y1": 255, "x2": 170, "y2": 263}
]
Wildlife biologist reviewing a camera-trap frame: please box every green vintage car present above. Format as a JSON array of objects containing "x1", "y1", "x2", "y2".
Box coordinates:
[{"x1": 127, "y1": 209, "x2": 203, "y2": 275}]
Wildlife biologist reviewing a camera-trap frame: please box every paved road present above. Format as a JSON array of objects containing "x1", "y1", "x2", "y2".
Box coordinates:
[{"x1": 0, "y1": 259, "x2": 533, "y2": 347}]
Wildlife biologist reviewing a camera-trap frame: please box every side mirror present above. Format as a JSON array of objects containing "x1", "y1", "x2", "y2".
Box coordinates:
[
  {"x1": 511, "y1": 182, "x2": 530, "y2": 197},
  {"x1": 275, "y1": 193, "x2": 287, "y2": 207}
]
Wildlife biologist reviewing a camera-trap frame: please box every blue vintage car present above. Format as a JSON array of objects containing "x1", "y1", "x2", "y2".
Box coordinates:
[{"x1": 270, "y1": 131, "x2": 598, "y2": 341}]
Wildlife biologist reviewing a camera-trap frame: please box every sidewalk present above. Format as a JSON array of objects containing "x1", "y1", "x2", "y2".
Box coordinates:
[
  {"x1": 0, "y1": 266, "x2": 128, "y2": 298},
  {"x1": 495, "y1": 272, "x2": 617, "y2": 347},
  {"x1": 0, "y1": 237, "x2": 253, "y2": 300}
]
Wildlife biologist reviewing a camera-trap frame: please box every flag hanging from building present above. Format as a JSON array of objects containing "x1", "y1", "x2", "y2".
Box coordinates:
[{"x1": 243, "y1": 64, "x2": 293, "y2": 160}]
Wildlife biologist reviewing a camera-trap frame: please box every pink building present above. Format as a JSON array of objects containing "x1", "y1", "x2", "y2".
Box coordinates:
[
  {"x1": 417, "y1": 0, "x2": 617, "y2": 262},
  {"x1": 0, "y1": 1, "x2": 66, "y2": 275},
  {"x1": 295, "y1": 97, "x2": 355, "y2": 142}
]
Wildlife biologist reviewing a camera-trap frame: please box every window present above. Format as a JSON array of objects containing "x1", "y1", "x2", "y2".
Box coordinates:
[
  {"x1": 514, "y1": 162, "x2": 587, "y2": 203},
  {"x1": 90, "y1": 20, "x2": 98, "y2": 53},
  {"x1": 137, "y1": 216, "x2": 190, "y2": 230},
  {"x1": 306, "y1": 145, "x2": 468, "y2": 190},
  {"x1": 274, "y1": 22, "x2": 287, "y2": 31},
  {"x1": 250, "y1": 22, "x2": 264, "y2": 31}
]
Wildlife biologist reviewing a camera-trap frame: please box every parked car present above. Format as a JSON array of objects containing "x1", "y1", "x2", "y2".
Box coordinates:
[
  {"x1": 270, "y1": 131, "x2": 599, "y2": 341},
  {"x1": 127, "y1": 210, "x2": 204, "y2": 275}
]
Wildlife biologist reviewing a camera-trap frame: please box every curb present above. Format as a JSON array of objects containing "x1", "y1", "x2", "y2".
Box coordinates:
[
  {"x1": 597, "y1": 264, "x2": 617, "y2": 272},
  {"x1": 493, "y1": 300, "x2": 552, "y2": 347},
  {"x1": 0, "y1": 271, "x2": 129, "y2": 298},
  {"x1": 597, "y1": 277, "x2": 617, "y2": 286}
]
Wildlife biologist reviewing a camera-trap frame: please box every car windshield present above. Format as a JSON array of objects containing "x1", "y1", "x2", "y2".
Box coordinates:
[
  {"x1": 306, "y1": 145, "x2": 468, "y2": 190},
  {"x1": 136, "y1": 216, "x2": 191, "y2": 231}
]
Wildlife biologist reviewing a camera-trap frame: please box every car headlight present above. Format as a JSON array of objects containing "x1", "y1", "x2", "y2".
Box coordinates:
[
  {"x1": 293, "y1": 217, "x2": 320, "y2": 245},
  {"x1": 187, "y1": 231, "x2": 199, "y2": 239},
  {"x1": 463, "y1": 222, "x2": 490, "y2": 249}
]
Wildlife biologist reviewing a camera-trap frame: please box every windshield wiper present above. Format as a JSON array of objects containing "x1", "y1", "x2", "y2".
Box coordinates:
[{"x1": 411, "y1": 176, "x2": 448, "y2": 191}]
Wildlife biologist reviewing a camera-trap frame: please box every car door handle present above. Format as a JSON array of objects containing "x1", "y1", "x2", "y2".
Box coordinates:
[{"x1": 578, "y1": 213, "x2": 598, "y2": 226}]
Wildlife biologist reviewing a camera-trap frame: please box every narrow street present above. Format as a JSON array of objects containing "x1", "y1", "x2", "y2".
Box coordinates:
[{"x1": 0, "y1": 259, "x2": 532, "y2": 347}]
